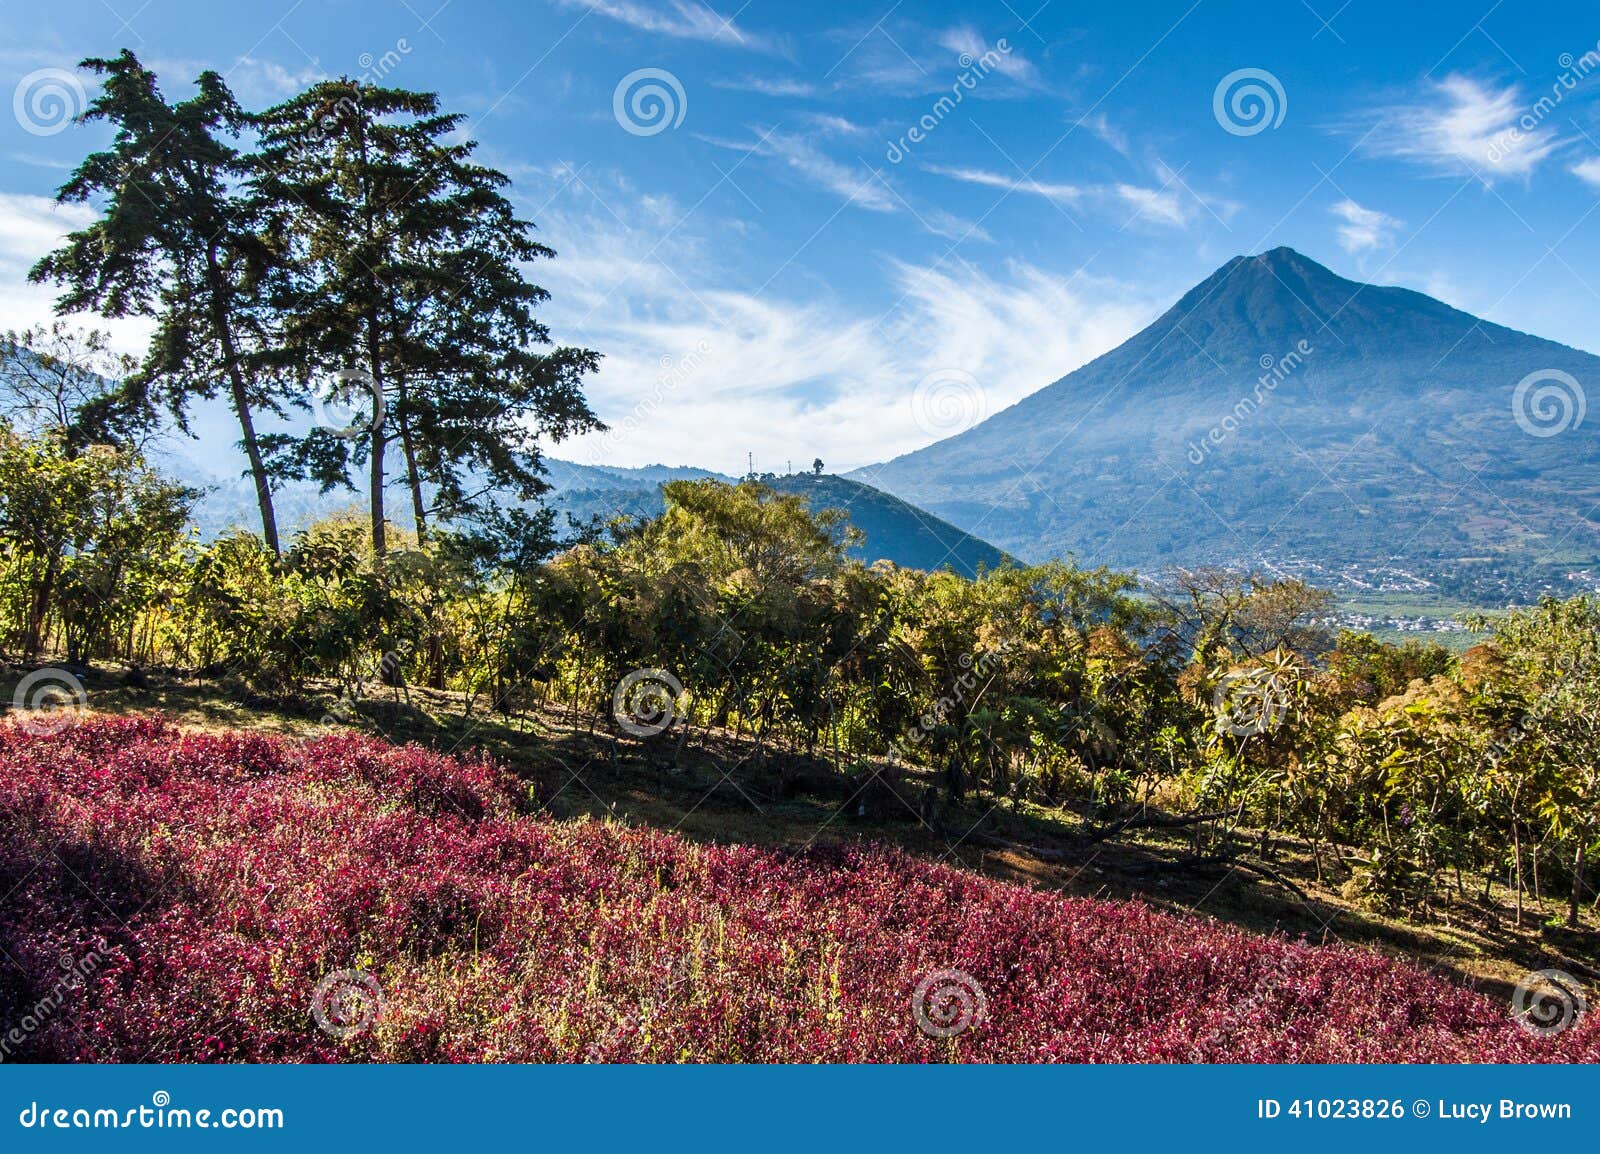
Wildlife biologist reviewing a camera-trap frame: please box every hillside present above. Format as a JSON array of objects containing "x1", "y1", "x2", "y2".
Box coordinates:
[
  {"x1": 5, "y1": 715, "x2": 1594, "y2": 1063},
  {"x1": 547, "y1": 462, "x2": 1011, "y2": 577},
  {"x1": 856, "y1": 248, "x2": 1600, "y2": 604}
]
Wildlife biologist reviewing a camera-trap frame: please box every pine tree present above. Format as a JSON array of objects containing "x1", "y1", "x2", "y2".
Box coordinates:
[
  {"x1": 254, "y1": 79, "x2": 600, "y2": 554},
  {"x1": 30, "y1": 51, "x2": 289, "y2": 554}
]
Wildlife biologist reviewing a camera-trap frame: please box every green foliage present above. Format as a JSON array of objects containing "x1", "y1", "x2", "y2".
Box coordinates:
[
  {"x1": 29, "y1": 50, "x2": 289, "y2": 554},
  {"x1": 0, "y1": 423, "x2": 193, "y2": 660},
  {"x1": 2, "y1": 415, "x2": 1598, "y2": 930},
  {"x1": 545, "y1": 467, "x2": 1012, "y2": 577},
  {"x1": 29, "y1": 52, "x2": 599, "y2": 559},
  {"x1": 5, "y1": 62, "x2": 1596, "y2": 938}
]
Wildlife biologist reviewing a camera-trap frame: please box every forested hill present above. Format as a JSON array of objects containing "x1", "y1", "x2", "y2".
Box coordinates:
[
  {"x1": 769, "y1": 472, "x2": 1013, "y2": 576},
  {"x1": 545, "y1": 462, "x2": 1011, "y2": 577}
]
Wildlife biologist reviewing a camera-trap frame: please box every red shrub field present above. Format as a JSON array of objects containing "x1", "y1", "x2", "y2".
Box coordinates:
[{"x1": 1, "y1": 715, "x2": 1594, "y2": 1063}]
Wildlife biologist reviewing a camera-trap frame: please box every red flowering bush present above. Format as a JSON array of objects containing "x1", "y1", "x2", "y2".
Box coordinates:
[{"x1": 1, "y1": 715, "x2": 1594, "y2": 1063}]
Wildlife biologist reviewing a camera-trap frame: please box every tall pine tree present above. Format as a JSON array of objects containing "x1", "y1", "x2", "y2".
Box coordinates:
[
  {"x1": 254, "y1": 79, "x2": 600, "y2": 554},
  {"x1": 30, "y1": 50, "x2": 290, "y2": 555}
]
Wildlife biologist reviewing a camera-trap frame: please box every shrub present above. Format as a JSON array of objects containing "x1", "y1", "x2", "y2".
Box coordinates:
[{"x1": 1, "y1": 716, "x2": 1594, "y2": 1063}]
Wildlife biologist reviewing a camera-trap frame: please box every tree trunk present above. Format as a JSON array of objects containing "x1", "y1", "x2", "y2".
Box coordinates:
[
  {"x1": 398, "y1": 401, "x2": 428, "y2": 544},
  {"x1": 945, "y1": 750, "x2": 966, "y2": 804},
  {"x1": 228, "y1": 370, "x2": 280, "y2": 557},
  {"x1": 1571, "y1": 834, "x2": 1588, "y2": 929},
  {"x1": 206, "y1": 250, "x2": 279, "y2": 556},
  {"x1": 355, "y1": 112, "x2": 387, "y2": 557},
  {"x1": 364, "y1": 311, "x2": 388, "y2": 556},
  {"x1": 1513, "y1": 819, "x2": 1524, "y2": 927},
  {"x1": 24, "y1": 554, "x2": 59, "y2": 657}
]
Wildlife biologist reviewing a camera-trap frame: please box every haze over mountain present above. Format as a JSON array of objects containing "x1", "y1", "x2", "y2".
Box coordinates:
[
  {"x1": 545, "y1": 462, "x2": 1011, "y2": 578},
  {"x1": 854, "y1": 248, "x2": 1600, "y2": 603}
]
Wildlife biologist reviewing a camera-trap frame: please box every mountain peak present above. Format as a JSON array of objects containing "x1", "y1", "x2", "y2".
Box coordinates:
[
  {"x1": 1220, "y1": 244, "x2": 1311, "y2": 270},
  {"x1": 1178, "y1": 246, "x2": 1346, "y2": 311},
  {"x1": 1253, "y1": 244, "x2": 1313, "y2": 265},
  {"x1": 1242, "y1": 245, "x2": 1345, "y2": 285}
]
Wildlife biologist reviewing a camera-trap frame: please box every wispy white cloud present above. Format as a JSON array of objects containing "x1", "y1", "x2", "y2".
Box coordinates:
[
  {"x1": 711, "y1": 75, "x2": 815, "y2": 97},
  {"x1": 827, "y1": 19, "x2": 1036, "y2": 97},
  {"x1": 1329, "y1": 198, "x2": 1402, "y2": 253},
  {"x1": 935, "y1": 26, "x2": 1036, "y2": 85},
  {"x1": 557, "y1": 0, "x2": 773, "y2": 52},
  {"x1": 766, "y1": 131, "x2": 897, "y2": 211},
  {"x1": 524, "y1": 182, "x2": 1156, "y2": 473},
  {"x1": 224, "y1": 56, "x2": 326, "y2": 103},
  {"x1": 146, "y1": 54, "x2": 325, "y2": 105},
  {"x1": 1362, "y1": 75, "x2": 1565, "y2": 182},
  {"x1": 805, "y1": 113, "x2": 871, "y2": 137},
  {"x1": 1573, "y1": 157, "x2": 1600, "y2": 188},
  {"x1": 0, "y1": 193, "x2": 153, "y2": 353},
  {"x1": 1081, "y1": 111, "x2": 1133, "y2": 160},
  {"x1": 1111, "y1": 183, "x2": 1189, "y2": 227},
  {"x1": 926, "y1": 163, "x2": 1215, "y2": 229},
  {"x1": 916, "y1": 206, "x2": 992, "y2": 244},
  {"x1": 925, "y1": 164, "x2": 1082, "y2": 205},
  {"x1": 702, "y1": 129, "x2": 898, "y2": 213}
]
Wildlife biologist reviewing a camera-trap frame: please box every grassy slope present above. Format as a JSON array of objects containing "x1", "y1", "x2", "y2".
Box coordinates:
[
  {"x1": 14, "y1": 666, "x2": 1595, "y2": 999},
  {"x1": 6, "y1": 709, "x2": 1597, "y2": 1062},
  {"x1": 765, "y1": 473, "x2": 1011, "y2": 576}
]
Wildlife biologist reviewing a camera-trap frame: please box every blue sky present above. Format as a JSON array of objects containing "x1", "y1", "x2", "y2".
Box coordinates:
[{"x1": 4, "y1": 0, "x2": 1600, "y2": 478}]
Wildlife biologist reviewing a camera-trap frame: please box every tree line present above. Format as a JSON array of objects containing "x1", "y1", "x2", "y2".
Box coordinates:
[{"x1": 2, "y1": 403, "x2": 1597, "y2": 929}]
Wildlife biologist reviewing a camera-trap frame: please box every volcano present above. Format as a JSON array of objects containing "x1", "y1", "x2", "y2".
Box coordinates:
[{"x1": 853, "y1": 247, "x2": 1600, "y2": 599}]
